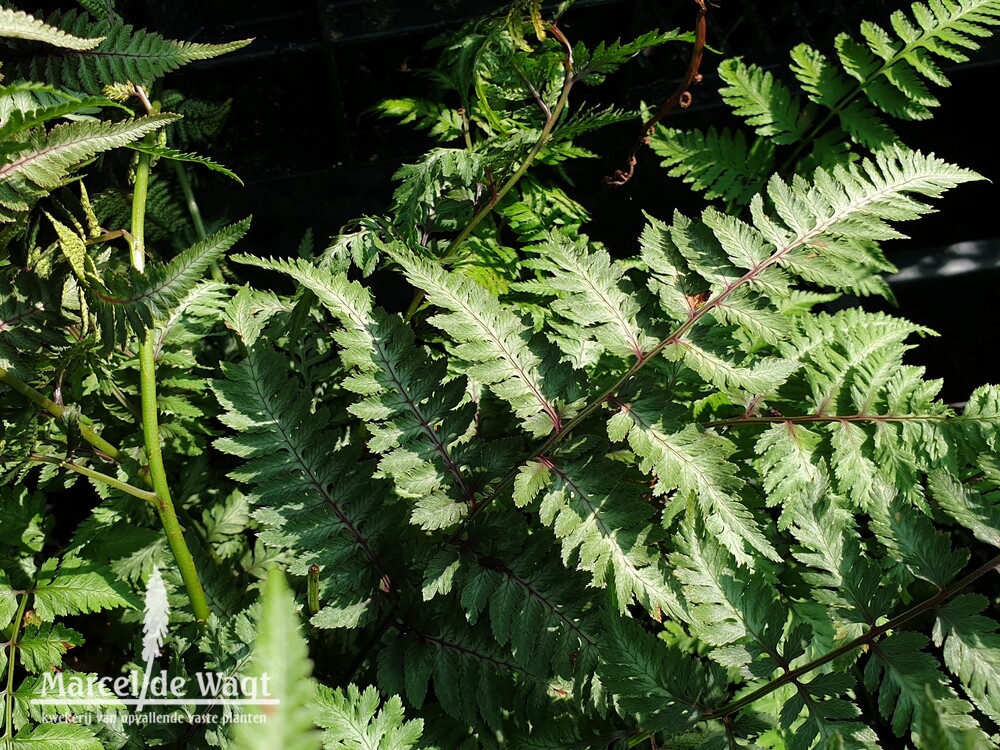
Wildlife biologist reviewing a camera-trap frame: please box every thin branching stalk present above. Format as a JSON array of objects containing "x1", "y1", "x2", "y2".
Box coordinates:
[
  {"x1": 27, "y1": 455, "x2": 158, "y2": 503},
  {"x1": 2, "y1": 591, "x2": 29, "y2": 742}
]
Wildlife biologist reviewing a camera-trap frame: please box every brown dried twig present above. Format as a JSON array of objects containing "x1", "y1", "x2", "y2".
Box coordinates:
[{"x1": 603, "y1": 0, "x2": 708, "y2": 187}]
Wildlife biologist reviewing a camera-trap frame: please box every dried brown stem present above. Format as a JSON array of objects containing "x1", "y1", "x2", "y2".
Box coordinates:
[{"x1": 603, "y1": 0, "x2": 708, "y2": 187}]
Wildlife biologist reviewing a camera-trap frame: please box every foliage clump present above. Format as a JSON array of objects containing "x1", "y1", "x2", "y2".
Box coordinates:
[{"x1": 3, "y1": 1, "x2": 1000, "y2": 748}]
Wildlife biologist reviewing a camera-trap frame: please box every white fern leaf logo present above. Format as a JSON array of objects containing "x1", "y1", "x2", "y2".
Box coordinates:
[{"x1": 138, "y1": 565, "x2": 170, "y2": 710}]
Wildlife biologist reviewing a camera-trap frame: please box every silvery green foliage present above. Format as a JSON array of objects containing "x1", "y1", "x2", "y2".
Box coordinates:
[{"x1": 4, "y1": 1, "x2": 1000, "y2": 748}]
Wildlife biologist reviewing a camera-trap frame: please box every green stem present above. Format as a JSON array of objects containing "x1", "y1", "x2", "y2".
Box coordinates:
[
  {"x1": 130, "y1": 151, "x2": 152, "y2": 273},
  {"x1": 2, "y1": 591, "x2": 30, "y2": 742},
  {"x1": 128, "y1": 85, "x2": 210, "y2": 624},
  {"x1": 139, "y1": 335, "x2": 210, "y2": 623},
  {"x1": 0, "y1": 366, "x2": 119, "y2": 460},
  {"x1": 27, "y1": 455, "x2": 158, "y2": 504},
  {"x1": 307, "y1": 564, "x2": 321, "y2": 615}
]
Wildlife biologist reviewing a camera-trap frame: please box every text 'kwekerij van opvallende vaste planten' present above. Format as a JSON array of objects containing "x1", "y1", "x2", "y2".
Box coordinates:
[{"x1": 4, "y1": 0, "x2": 1000, "y2": 747}]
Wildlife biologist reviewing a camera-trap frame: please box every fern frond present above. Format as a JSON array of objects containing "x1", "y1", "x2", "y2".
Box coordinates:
[
  {"x1": 234, "y1": 255, "x2": 483, "y2": 530},
  {"x1": 598, "y1": 613, "x2": 722, "y2": 736},
  {"x1": 718, "y1": 59, "x2": 809, "y2": 145},
  {"x1": 101, "y1": 217, "x2": 250, "y2": 330},
  {"x1": 754, "y1": 421, "x2": 826, "y2": 519},
  {"x1": 928, "y1": 471, "x2": 1000, "y2": 549},
  {"x1": 423, "y1": 526, "x2": 602, "y2": 705},
  {"x1": 649, "y1": 126, "x2": 774, "y2": 205},
  {"x1": 834, "y1": 0, "x2": 1000, "y2": 121},
  {"x1": 11, "y1": 9, "x2": 252, "y2": 94},
  {"x1": 0, "y1": 93, "x2": 124, "y2": 143},
  {"x1": 391, "y1": 148, "x2": 484, "y2": 243},
  {"x1": 393, "y1": 250, "x2": 582, "y2": 438},
  {"x1": 0, "y1": 114, "x2": 176, "y2": 223},
  {"x1": 865, "y1": 631, "x2": 993, "y2": 747},
  {"x1": 672, "y1": 524, "x2": 788, "y2": 677},
  {"x1": 517, "y1": 233, "x2": 651, "y2": 360},
  {"x1": 160, "y1": 90, "x2": 233, "y2": 148},
  {"x1": 788, "y1": 494, "x2": 899, "y2": 642},
  {"x1": 126, "y1": 142, "x2": 243, "y2": 185},
  {"x1": 377, "y1": 611, "x2": 556, "y2": 731},
  {"x1": 574, "y1": 29, "x2": 685, "y2": 84},
  {"x1": 609, "y1": 392, "x2": 779, "y2": 567},
  {"x1": 935, "y1": 594, "x2": 1000, "y2": 725},
  {"x1": 868, "y1": 490, "x2": 968, "y2": 589},
  {"x1": 31, "y1": 555, "x2": 135, "y2": 621},
  {"x1": 234, "y1": 569, "x2": 320, "y2": 750},
  {"x1": 790, "y1": 43, "x2": 897, "y2": 150},
  {"x1": 513, "y1": 444, "x2": 683, "y2": 619},
  {"x1": 213, "y1": 331, "x2": 396, "y2": 630},
  {"x1": 0, "y1": 8, "x2": 101, "y2": 49},
  {"x1": 314, "y1": 683, "x2": 423, "y2": 750}
]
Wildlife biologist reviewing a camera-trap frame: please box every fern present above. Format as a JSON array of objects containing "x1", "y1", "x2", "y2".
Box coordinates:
[
  {"x1": 314, "y1": 684, "x2": 423, "y2": 750},
  {"x1": 0, "y1": 7, "x2": 101, "y2": 48},
  {"x1": 655, "y1": 0, "x2": 1000, "y2": 203},
  {"x1": 0, "y1": 114, "x2": 176, "y2": 224},
  {"x1": 8, "y1": 9, "x2": 252, "y2": 95},
  {"x1": 392, "y1": 249, "x2": 584, "y2": 438},
  {"x1": 3, "y1": 1, "x2": 1000, "y2": 748},
  {"x1": 232, "y1": 255, "x2": 484, "y2": 531},
  {"x1": 233, "y1": 570, "x2": 320, "y2": 750},
  {"x1": 213, "y1": 300, "x2": 398, "y2": 631}
]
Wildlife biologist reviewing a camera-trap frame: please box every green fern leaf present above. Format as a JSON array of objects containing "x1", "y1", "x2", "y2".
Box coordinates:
[
  {"x1": 575, "y1": 29, "x2": 684, "y2": 84},
  {"x1": 935, "y1": 594, "x2": 1000, "y2": 726},
  {"x1": 718, "y1": 59, "x2": 809, "y2": 145},
  {"x1": 393, "y1": 250, "x2": 581, "y2": 438},
  {"x1": 0, "y1": 93, "x2": 125, "y2": 143},
  {"x1": 0, "y1": 114, "x2": 176, "y2": 222},
  {"x1": 7, "y1": 723, "x2": 103, "y2": 750},
  {"x1": 0, "y1": 570, "x2": 20, "y2": 629},
  {"x1": 673, "y1": 526, "x2": 788, "y2": 677},
  {"x1": 12, "y1": 9, "x2": 251, "y2": 94},
  {"x1": 314, "y1": 683, "x2": 423, "y2": 750},
  {"x1": 126, "y1": 142, "x2": 243, "y2": 185},
  {"x1": 754, "y1": 421, "x2": 826, "y2": 519},
  {"x1": 515, "y1": 446, "x2": 683, "y2": 618},
  {"x1": 31, "y1": 556, "x2": 135, "y2": 621},
  {"x1": 517, "y1": 233, "x2": 651, "y2": 360},
  {"x1": 609, "y1": 394, "x2": 779, "y2": 567},
  {"x1": 788, "y1": 494, "x2": 898, "y2": 641},
  {"x1": 233, "y1": 569, "x2": 320, "y2": 750},
  {"x1": 598, "y1": 613, "x2": 721, "y2": 735},
  {"x1": 929, "y1": 471, "x2": 1000, "y2": 549},
  {"x1": 213, "y1": 333, "x2": 394, "y2": 630},
  {"x1": 868, "y1": 489, "x2": 968, "y2": 589},
  {"x1": 650, "y1": 126, "x2": 774, "y2": 205},
  {"x1": 834, "y1": 0, "x2": 1000, "y2": 121},
  {"x1": 0, "y1": 8, "x2": 101, "y2": 48},
  {"x1": 234, "y1": 255, "x2": 483, "y2": 529},
  {"x1": 865, "y1": 631, "x2": 993, "y2": 747},
  {"x1": 790, "y1": 43, "x2": 896, "y2": 149},
  {"x1": 17, "y1": 622, "x2": 84, "y2": 673},
  {"x1": 783, "y1": 672, "x2": 880, "y2": 750},
  {"x1": 103, "y1": 217, "x2": 250, "y2": 329},
  {"x1": 45, "y1": 212, "x2": 87, "y2": 280}
]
